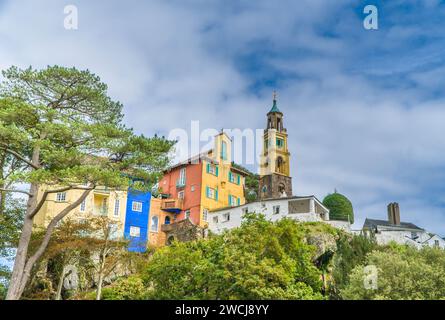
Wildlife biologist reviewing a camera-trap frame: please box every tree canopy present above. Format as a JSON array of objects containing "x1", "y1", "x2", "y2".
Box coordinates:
[
  {"x1": 141, "y1": 215, "x2": 340, "y2": 300},
  {"x1": 0, "y1": 65, "x2": 175, "y2": 300},
  {"x1": 341, "y1": 244, "x2": 445, "y2": 300},
  {"x1": 323, "y1": 192, "x2": 354, "y2": 223}
]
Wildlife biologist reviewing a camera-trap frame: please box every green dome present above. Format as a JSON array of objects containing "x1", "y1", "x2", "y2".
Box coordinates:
[{"x1": 322, "y1": 192, "x2": 354, "y2": 224}]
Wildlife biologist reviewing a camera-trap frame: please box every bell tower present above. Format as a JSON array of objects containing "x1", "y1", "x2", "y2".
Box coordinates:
[{"x1": 259, "y1": 92, "x2": 293, "y2": 199}]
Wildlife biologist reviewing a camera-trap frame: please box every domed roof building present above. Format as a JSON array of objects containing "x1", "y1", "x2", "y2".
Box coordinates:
[{"x1": 322, "y1": 192, "x2": 354, "y2": 224}]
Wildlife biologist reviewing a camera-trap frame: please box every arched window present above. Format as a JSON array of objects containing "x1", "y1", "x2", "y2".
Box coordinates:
[
  {"x1": 151, "y1": 216, "x2": 159, "y2": 232},
  {"x1": 276, "y1": 157, "x2": 284, "y2": 174},
  {"x1": 165, "y1": 216, "x2": 171, "y2": 225}
]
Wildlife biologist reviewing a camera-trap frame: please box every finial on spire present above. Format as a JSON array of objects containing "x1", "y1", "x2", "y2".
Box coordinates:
[{"x1": 273, "y1": 90, "x2": 277, "y2": 102}]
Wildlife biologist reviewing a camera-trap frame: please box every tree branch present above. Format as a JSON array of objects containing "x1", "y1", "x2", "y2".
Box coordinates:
[
  {"x1": 0, "y1": 188, "x2": 34, "y2": 197},
  {"x1": 0, "y1": 145, "x2": 39, "y2": 170},
  {"x1": 18, "y1": 185, "x2": 95, "y2": 296},
  {"x1": 28, "y1": 185, "x2": 97, "y2": 219}
]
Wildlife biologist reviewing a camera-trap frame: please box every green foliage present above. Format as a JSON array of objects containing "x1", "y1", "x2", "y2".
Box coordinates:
[
  {"x1": 230, "y1": 162, "x2": 258, "y2": 203},
  {"x1": 323, "y1": 193, "x2": 354, "y2": 223},
  {"x1": 101, "y1": 276, "x2": 147, "y2": 300},
  {"x1": 0, "y1": 196, "x2": 24, "y2": 256},
  {"x1": 330, "y1": 234, "x2": 377, "y2": 298},
  {"x1": 0, "y1": 65, "x2": 175, "y2": 191},
  {"x1": 341, "y1": 245, "x2": 445, "y2": 300},
  {"x1": 0, "y1": 282, "x2": 7, "y2": 300},
  {"x1": 142, "y1": 216, "x2": 327, "y2": 300}
]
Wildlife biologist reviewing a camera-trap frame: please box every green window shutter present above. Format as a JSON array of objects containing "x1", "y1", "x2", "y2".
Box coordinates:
[
  {"x1": 228, "y1": 195, "x2": 231, "y2": 205},
  {"x1": 206, "y1": 186, "x2": 210, "y2": 198},
  {"x1": 237, "y1": 198, "x2": 240, "y2": 206},
  {"x1": 206, "y1": 163, "x2": 210, "y2": 173},
  {"x1": 228, "y1": 171, "x2": 232, "y2": 182},
  {"x1": 215, "y1": 189, "x2": 218, "y2": 201},
  {"x1": 215, "y1": 166, "x2": 219, "y2": 177},
  {"x1": 237, "y1": 174, "x2": 240, "y2": 185}
]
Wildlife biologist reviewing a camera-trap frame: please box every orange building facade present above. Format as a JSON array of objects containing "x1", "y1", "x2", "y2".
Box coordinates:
[{"x1": 157, "y1": 132, "x2": 248, "y2": 229}]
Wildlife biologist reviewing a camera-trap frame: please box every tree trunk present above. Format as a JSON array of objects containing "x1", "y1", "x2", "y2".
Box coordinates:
[
  {"x1": 96, "y1": 256, "x2": 106, "y2": 301},
  {"x1": 7, "y1": 186, "x2": 93, "y2": 300},
  {"x1": 55, "y1": 266, "x2": 67, "y2": 301},
  {"x1": 0, "y1": 151, "x2": 6, "y2": 216},
  {"x1": 5, "y1": 138, "x2": 42, "y2": 300},
  {"x1": 6, "y1": 183, "x2": 39, "y2": 300}
]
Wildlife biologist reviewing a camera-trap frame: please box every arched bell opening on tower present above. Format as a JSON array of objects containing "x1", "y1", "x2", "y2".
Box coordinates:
[{"x1": 276, "y1": 156, "x2": 284, "y2": 174}]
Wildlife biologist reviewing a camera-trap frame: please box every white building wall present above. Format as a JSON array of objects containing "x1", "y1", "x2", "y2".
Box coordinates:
[
  {"x1": 371, "y1": 229, "x2": 445, "y2": 249},
  {"x1": 208, "y1": 197, "x2": 334, "y2": 235}
]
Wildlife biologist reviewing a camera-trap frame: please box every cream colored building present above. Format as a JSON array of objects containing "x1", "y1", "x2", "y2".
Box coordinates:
[{"x1": 34, "y1": 186, "x2": 128, "y2": 238}]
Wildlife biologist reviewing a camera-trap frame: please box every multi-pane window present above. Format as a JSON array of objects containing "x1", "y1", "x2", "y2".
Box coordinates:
[
  {"x1": 185, "y1": 210, "x2": 191, "y2": 219},
  {"x1": 202, "y1": 209, "x2": 209, "y2": 222},
  {"x1": 130, "y1": 226, "x2": 140, "y2": 237},
  {"x1": 213, "y1": 216, "x2": 219, "y2": 224},
  {"x1": 80, "y1": 199, "x2": 86, "y2": 212},
  {"x1": 228, "y1": 171, "x2": 240, "y2": 185},
  {"x1": 132, "y1": 201, "x2": 143, "y2": 212},
  {"x1": 56, "y1": 192, "x2": 67, "y2": 202},
  {"x1": 242, "y1": 207, "x2": 249, "y2": 215},
  {"x1": 178, "y1": 167, "x2": 186, "y2": 186},
  {"x1": 222, "y1": 213, "x2": 230, "y2": 222},
  {"x1": 178, "y1": 191, "x2": 185, "y2": 200},
  {"x1": 276, "y1": 138, "x2": 284, "y2": 148},
  {"x1": 114, "y1": 199, "x2": 120, "y2": 217},
  {"x1": 151, "y1": 216, "x2": 159, "y2": 232},
  {"x1": 273, "y1": 205, "x2": 280, "y2": 215},
  {"x1": 206, "y1": 187, "x2": 217, "y2": 200},
  {"x1": 207, "y1": 164, "x2": 218, "y2": 176},
  {"x1": 229, "y1": 195, "x2": 236, "y2": 207}
]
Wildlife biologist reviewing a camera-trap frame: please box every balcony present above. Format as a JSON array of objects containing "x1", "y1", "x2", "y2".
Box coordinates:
[
  {"x1": 176, "y1": 180, "x2": 186, "y2": 189},
  {"x1": 94, "y1": 206, "x2": 109, "y2": 216},
  {"x1": 161, "y1": 198, "x2": 184, "y2": 213},
  {"x1": 94, "y1": 187, "x2": 111, "y2": 195},
  {"x1": 161, "y1": 223, "x2": 174, "y2": 232}
]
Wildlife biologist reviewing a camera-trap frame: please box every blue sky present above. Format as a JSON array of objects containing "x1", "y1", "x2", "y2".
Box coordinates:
[{"x1": 0, "y1": 0, "x2": 444, "y2": 235}]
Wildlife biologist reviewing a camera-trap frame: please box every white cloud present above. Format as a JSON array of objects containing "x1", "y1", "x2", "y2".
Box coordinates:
[{"x1": 0, "y1": 0, "x2": 444, "y2": 236}]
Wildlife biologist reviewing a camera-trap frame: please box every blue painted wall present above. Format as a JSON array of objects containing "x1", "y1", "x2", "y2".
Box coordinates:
[{"x1": 124, "y1": 189, "x2": 151, "y2": 252}]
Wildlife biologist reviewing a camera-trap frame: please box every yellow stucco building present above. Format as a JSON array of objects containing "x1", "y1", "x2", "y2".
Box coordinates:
[{"x1": 33, "y1": 186, "x2": 128, "y2": 238}]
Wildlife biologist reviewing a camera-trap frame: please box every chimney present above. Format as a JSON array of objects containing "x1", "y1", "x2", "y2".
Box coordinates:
[{"x1": 387, "y1": 202, "x2": 401, "y2": 225}]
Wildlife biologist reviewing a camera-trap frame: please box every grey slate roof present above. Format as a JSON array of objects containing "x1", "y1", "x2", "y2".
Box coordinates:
[{"x1": 363, "y1": 218, "x2": 424, "y2": 231}]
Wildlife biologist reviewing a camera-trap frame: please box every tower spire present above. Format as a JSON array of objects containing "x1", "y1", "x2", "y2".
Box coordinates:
[{"x1": 269, "y1": 90, "x2": 281, "y2": 114}]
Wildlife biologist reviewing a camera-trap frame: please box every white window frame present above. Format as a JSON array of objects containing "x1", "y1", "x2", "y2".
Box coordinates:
[
  {"x1": 203, "y1": 209, "x2": 209, "y2": 222},
  {"x1": 273, "y1": 205, "x2": 280, "y2": 215},
  {"x1": 208, "y1": 164, "x2": 217, "y2": 175},
  {"x1": 80, "y1": 199, "x2": 86, "y2": 212},
  {"x1": 114, "y1": 199, "x2": 120, "y2": 217},
  {"x1": 208, "y1": 187, "x2": 215, "y2": 199},
  {"x1": 130, "y1": 226, "x2": 140, "y2": 237},
  {"x1": 229, "y1": 195, "x2": 237, "y2": 207},
  {"x1": 151, "y1": 216, "x2": 159, "y2": 232},
  {"x1": 178, "y1": 191, "x2": 185, "y2": 200},
  {"x1": 56, "y1": 192, "x2": 67, "y2": 202},
  {"x1": 132, "y1": 201, "x2": 143, "y2": 213},
  {"x1": 213, "y1": 216, "x2": 219, "y2": 224},
  {"x1": 185, "y1": 210, "x2": 191, "y2": 219},
  {"x1": 242, "y1": 207, "x2": 249, "y2": 215},
  {"x1": 222, "y1": 213, "x2": 230, "y2": 222},
  {"x1": 179, "y1": 167, "x2": 186, "y2": 185}
]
